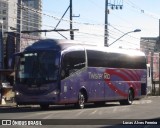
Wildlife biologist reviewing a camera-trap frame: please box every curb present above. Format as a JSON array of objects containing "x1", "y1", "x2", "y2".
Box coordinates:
[{"x1": 0, "y1": 102, "x2": 17, "y2": 108}]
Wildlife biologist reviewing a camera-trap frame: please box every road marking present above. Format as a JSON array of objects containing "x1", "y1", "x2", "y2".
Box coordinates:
[
  {"x1": 36, "y1": 111, "x2": 58, "y2": 115},
  {"x1": 90, "y1": 110, "x2": 97, "y2": 115},
  {"x1": 74, "y1": 110, "x2": 86, "y2": 117},
  {"x1": 113, "y1": 107, "x2": 118, "y2": 113},
  {"x1": 133, "y1": 100, "x2": 152, "y2": 104},
  {"x1": 43, "y1": 113, "x2": 56, "y2": 119},
  {"x1": 20, "y1": 111, "x2": 61, "y2": 119},
  {"x1": 20, "y1": 113, "x2": 40, "y2": 119},
  {"x1": 120, "y1": 107, "x2": 129, "y2": 112},
  {"x1": 146, "y1": 100, "x2": 152, "y2": 104}
]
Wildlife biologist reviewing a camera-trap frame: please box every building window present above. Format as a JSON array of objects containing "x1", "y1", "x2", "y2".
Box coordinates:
[
  {"x1": 3, "y1": 25, "x2": 6, "y2": 29},
  {"x1": 3, "y1": 3, "x2": 6, "y2": 7},
  {"x1": 3, "y1": 17, "x2": 6, "y2": 20},
  {"x1": 3, "y1": 10, "x2": 6, "y2": 14}
]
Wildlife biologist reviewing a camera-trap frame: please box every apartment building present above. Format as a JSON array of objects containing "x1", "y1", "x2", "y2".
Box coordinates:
[
  {"x1": 22, "y1": 0, "x2": 42, "y2": 36},
  {"x1": 0, "y1": 0, "x2": 17, "y2": 32},
  {"x1": 0, "y1": 0, "x2": 42, "y2": 36}
]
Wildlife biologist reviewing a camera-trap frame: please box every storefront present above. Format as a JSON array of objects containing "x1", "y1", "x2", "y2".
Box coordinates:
[{"x1": 0, "y1": 69, "x2": 14, "y2": 104}]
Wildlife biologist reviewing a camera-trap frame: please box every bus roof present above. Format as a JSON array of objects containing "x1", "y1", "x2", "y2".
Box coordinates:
[
  {"x1": 24, "y1": 39, "x2": 145, "y2": 57},
  {"x1": 85, "y1": 46, "x2": 145, "y2": 57},
  {"x1": 24, "y1": 39, "x2": 95, "y2": 51}
]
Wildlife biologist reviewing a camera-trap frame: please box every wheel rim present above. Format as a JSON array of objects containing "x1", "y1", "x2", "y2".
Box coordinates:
[
  {"x1": 128, "y1": 90, "x2": 133, "y2": 104},
  {"x1": 79, "y1": 93, "x2": 85, "y2": 108}
]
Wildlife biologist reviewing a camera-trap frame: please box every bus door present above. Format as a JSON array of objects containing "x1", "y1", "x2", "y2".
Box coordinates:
[
  {"x1": 60, "y1": 50, "x2": 86, "y2": 103},
  {"x1": 60, "y1": 79, "x2": 75, "y2": 103}
]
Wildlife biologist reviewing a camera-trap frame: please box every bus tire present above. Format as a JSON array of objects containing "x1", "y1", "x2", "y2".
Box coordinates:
[
  {"x1": 120, "y1": 89, "x2": 134, "y2": 105},
  {"x1": 75, "y1": 92, "x2": 85, "y2": 109},
  {"x1": 40, "y1": 104, "x2": 49, "y2": 110}
]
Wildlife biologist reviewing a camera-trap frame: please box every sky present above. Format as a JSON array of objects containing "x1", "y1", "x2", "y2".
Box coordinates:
[{"x1": 42, "y1": 0, "x2": 160, "y2": 49}]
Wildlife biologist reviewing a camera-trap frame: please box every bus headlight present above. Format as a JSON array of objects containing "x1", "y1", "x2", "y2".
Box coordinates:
[
  {"x1": 15, "y1": 91, "x2": 20, "y2": 96},
  {"x1": 53, "y1": 90, "x2": 60, "y2": 95}
]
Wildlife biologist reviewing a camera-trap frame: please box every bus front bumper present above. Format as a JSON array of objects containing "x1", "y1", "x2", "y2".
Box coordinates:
[{"x1": 15, "y1": 92, "x2": 59, "y2": 105}]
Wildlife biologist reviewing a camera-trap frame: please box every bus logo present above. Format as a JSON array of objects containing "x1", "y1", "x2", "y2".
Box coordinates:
[
  {"x1": 104, "y1": 73, "x2": 110, "y2": 80},
  {"x1": 88, "y1": 72, "x2": 110, "y2": 80}
]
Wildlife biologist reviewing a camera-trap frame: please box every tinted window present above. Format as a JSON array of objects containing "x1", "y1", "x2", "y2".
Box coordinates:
[
  {"x1": 62, "y1": 50, "x2": 85, "y2": 78},
  {"x1": 16, "y1": 51, "x2": 60, "y2": 84},
  {"x1": 87, "y1": 50, "x2": 146, "y2": 69},
  {"x1": 87, "y1": 50, "x2": 108, "y2": 67}
]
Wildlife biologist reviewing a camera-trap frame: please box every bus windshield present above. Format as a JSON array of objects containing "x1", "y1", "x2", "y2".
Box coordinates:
[{"x1": 16, "y1": 51, "x2": 59, "y2": 85}]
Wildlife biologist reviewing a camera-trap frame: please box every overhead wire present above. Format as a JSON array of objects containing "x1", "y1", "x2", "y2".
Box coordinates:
[
  {"x1": 0, "y1": 1, "x2": 148, "y2": 51},
  {"x1": 125, "y1": 0, "x2": 159, "y2": 20},
  {"x1": 1, "y1": 0, "x2": 151, "y2": 49},
  {"x1": 18, "y1": 1, "x2": 140, "y2": 44}
]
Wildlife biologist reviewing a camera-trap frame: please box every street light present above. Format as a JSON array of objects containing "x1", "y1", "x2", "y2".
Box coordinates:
[{"x1": 108, "y1": 29, "x2": 141, "y2": 47}]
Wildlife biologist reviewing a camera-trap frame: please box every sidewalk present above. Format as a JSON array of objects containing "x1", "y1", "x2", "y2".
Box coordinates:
[
  {"x1": 0, "y1": 101, "x2": 36, "y2": 108},
  {"x1": 0, "y1": 100, "x2": 17, "y2": 108}
]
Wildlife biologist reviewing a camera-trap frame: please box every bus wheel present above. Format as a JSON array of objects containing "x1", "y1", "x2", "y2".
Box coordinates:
[
  {"x1": 120, "y1": 89, "x2": 134, "y2": 105},
  {"x1": 75, "y1": 92, "x2": 85, "y2": 109},
  {"x1": 40, "y1": 104, "x2": 49, "y2": 110},
  {"x1": 128, "y1": 89, "x2": 134, "y2": 105}
]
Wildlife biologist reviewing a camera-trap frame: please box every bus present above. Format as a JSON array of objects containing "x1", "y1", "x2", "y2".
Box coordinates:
[{"x1": 14, "y1": 39, "x2": 147, "y2": 109}]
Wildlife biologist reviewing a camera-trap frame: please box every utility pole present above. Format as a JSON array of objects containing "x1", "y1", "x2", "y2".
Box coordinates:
[
  {"x1": 151, "y1": 52, "x2": 155, "y2": 95},
  {"x1": 54, "y1": 0, "x2": 79, "y2": 40},
  {"x1": 104, "y1": 0, "x2": 123, "y2": 47},
  {"x1": 159, "y1": 19, "x2": 160, "y2": 95},
  {"x1": 16, "y1": 0, "x2": 22, "y2": 52},
  {"x1": 104, "y1": 0, "x2": 108, "y2": 47},
  {"x1": 0, "y1": 20, "x2": 3, "y2": 69},
  {"x1": 70, "y1": 0, "x2": 74, "y2": 40}
]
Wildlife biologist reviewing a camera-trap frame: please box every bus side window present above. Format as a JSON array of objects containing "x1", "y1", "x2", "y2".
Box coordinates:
[{"x1": 62, "y1": 50, "x2": 85, "y2": 79}]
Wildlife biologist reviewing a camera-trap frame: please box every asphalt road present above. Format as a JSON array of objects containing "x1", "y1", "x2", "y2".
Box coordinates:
[{"x1": 0, "y1": 96, "x2": 160, "y2": 128}]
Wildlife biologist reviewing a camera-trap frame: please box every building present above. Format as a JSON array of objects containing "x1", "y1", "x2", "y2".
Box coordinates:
[
  {"x1": 140, "y1": 36, "x2": 160, "y2": 95},
  {"x1": 0, "y1": 0, "x2": 42, "y2": 70},
  {"x1": 140, "y1": 37, "x2": 158, "y2": 54},
  {"x1": 0, "y1": 0, "x2": 17, "y2": 32},
  {"x1": 0, "y1": 0, "x2": 42, "y2": 36},
  {"x1": 22, "y1": 0, "x2": 42, "y2": 36}
]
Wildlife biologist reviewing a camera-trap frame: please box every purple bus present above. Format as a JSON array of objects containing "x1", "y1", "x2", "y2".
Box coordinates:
[{"x1": 14, "y1": 39, "x2": 147, "y2": 109}]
